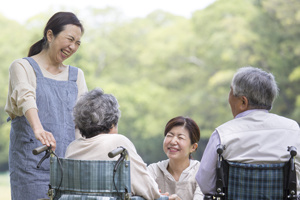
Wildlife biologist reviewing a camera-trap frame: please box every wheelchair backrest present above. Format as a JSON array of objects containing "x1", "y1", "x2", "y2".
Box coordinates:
[
  {"x1": 212, "y1": 145, "x2": 298, "y2": 200},
  {"x1": 49, "y1": 157, "x2": 131, "y2": 199},
  {"x1": 223, "y1": 161, "x2": 287, "y2": 200}
]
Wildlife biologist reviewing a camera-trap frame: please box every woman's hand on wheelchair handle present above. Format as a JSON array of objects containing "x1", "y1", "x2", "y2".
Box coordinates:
[{"x1": 34, "y1": 129, "x2": 56, "y2": 151}]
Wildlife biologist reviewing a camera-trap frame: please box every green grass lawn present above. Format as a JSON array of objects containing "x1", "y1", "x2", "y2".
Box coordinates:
[{"x1": 0, "y1": 172, "x2": 11, "y2": 200}]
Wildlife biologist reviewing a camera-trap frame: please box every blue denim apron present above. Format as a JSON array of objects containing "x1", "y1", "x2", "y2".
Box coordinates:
[{"x1": 9, "y1": 57, "x2": 78, "y2": 200}]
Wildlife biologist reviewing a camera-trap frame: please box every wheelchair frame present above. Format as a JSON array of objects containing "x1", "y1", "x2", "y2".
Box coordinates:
[
  {"x1": 204, "y1": 145, "x2": 298, "y2": 200},
  {"x1": 33, "y1": 146, "x2": 168, "y2": 200}
]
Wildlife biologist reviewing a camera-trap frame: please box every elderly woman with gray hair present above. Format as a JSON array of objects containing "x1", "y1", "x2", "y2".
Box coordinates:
[{"x1": 65, "y1": 88, "x2": 161, "y2": 200}]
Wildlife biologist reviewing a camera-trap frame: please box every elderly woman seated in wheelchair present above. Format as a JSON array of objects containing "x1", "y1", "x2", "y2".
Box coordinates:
[{"x1": 34, "y1": 88, "x2": 169, "y2": 200}]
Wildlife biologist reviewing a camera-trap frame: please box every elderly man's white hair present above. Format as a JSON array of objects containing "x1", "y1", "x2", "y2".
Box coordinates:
[{"x1": 231, "y1": 66, "x2": 279, "y2": 110}]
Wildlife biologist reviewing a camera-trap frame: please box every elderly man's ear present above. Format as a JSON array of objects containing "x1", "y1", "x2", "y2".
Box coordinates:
[{"x1": 240, "y1": 96, "x2": 249, "y2": 112}]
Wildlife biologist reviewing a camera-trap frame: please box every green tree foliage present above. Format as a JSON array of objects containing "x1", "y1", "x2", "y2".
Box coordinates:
[
  {"x1": 252, "y1": 0, "x2": 300, "y2": 120},
  {"x1": 0, "y1": 14, "x2": 30, "y2": 170},
  {"x1": 0, "y1": 0, "x2": 300, "y2": 170}
]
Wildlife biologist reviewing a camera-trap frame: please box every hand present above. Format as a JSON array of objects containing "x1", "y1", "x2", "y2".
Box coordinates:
[
  {"x1": 25, "y1": 108, "x2": 56, "y2": 150},
  {"x1": 160, "y1": 192, "x2": 169, "y2": 196},
  {"x1": 168, "y1": 194, "x2": 182, "y2": 200},
  {"x1": 34, "y1": 129, "x2": 56, "y2": 150}
]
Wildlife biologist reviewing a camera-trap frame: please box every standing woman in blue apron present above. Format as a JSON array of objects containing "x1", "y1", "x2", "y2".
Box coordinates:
[{"x1": 5, "y1": 12, "x2": 88, "y2": 200}]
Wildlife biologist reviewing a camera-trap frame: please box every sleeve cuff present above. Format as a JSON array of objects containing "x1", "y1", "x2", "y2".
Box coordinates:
[{"x1": 22, "y1": 100, "x2": 38, "y2": 115}]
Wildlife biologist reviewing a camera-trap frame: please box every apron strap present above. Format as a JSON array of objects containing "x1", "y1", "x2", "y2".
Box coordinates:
[
  {"x1": 68, "y1": 66, "x2": 78, "y2": 82},
  {"x1": 23, "y1": 57, "x2": 44, "y2": 78}
]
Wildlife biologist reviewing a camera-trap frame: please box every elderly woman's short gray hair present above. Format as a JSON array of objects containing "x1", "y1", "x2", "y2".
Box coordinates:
[
  {"x1": 73, "y1": 88, "x2": 121, "y2": 138},
  {"x1": 231, "y1": 66, "x2": 279, "y2": 110}
]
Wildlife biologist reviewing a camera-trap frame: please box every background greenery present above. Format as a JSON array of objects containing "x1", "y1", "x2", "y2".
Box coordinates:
[{"x1": 1, "y1": 0, "x2": 300, "y2": 197}]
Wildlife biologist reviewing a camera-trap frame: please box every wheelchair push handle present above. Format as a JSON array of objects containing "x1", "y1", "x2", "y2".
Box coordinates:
[
  {"x1": 288, "y1": 146, "x2": 297, "y2": 157},
  {"x1": 108, "y1": 146, "x2": 126, "y2": 158},
  {"x1": 32, "y1": 144, "x2": 52, "y2": 155},
  {"x1": 217, "y1": 144, "x2": 225, "y2": 155},
  {"x1": 33, "y1": 145, "x2": 53, "y2": 169}
]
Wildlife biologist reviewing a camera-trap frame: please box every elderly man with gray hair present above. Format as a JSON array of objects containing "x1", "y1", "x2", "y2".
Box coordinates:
[
  {"x1": 195, "y1": 66, "x2": 300, "y2": 196},
  {"x1": 65, "y1": 88, "x2": 161, "y2": 200}
]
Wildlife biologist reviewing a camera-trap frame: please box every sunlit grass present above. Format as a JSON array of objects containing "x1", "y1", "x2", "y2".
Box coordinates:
[{"x1": 0, "y1": 172, "x2": 11, "y2": 200}]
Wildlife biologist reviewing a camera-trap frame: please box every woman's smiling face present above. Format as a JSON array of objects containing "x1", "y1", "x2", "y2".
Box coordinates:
[
  {"x1": 48, "y1": 24, "x2": 82, "y2": 64},
  {"x1": 163, "y1": 126, "x2": 196, "y2": 161}
]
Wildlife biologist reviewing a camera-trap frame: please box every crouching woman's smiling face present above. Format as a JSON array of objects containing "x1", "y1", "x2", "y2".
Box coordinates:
[{"x1": 163, "y1": 126, "x2": 197, "y2": 161}]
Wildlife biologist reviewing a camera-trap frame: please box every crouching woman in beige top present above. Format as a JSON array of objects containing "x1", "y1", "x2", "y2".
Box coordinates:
[
  {"x1": 65, "y1": 88, "x2": 162, "y2": 200},
  {"x1": 147, "y1": 116, "x2": 204, "y2": 200}
]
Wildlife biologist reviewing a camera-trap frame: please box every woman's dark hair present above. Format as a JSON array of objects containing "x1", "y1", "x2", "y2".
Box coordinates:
[
  {"x1": 28, "y1": 12, "x2": 84, "y2": 57},
  {"x1": 164, "y1": 116, "x2": 200, "y2": 146}
]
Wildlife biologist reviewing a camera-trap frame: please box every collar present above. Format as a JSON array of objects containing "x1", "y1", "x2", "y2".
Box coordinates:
[{"x1": 235, "y1": 109, "x2": 269, "y2": 119}]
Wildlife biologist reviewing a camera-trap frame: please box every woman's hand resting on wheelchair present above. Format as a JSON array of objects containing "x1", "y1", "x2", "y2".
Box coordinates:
[
  {"x1": 168, "y1": 194, "x2": 181, "y2": 200},
  {"x1": 160, "y1": 191, "x2": 182, "y2": 200}
]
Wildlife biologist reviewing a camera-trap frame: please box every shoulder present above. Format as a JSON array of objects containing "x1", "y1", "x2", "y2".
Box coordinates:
[
  {"x1": 68, "y1": 65, "x2": 84, "y2": 75},
  {"x1": 180, "y1": 160, "x2": 200, "y2": 180},
  {"x1": 190, "y1": 159, "x2": 200, "y2": 165},
  {"x1": 71, "y1": 66, "x2": 85, "y2": 78},
  {"x1": 9, "y1": 58, "x2": 36, "y2": 81},
  {"x1": 189, "y1": 160, "x2": 200, "y2": 171},
  {"x1": 112, "y1": 134, "x2": 133, "y2": 143},
  {"x1": 77, "y1": 67, "x2": 85, "y2": 75},
  {"x1": 10, "y1": 58, "x2": 32, "y2": 71},
  {"x1": 147, "y1": 160, "x2": 168, "y2": 177},
  {"x1": 105, "y1": 134, "x2": 137, "y2": 152},
  {"x1": 75, "y1": 67, "x2": 87, "y2": 94},
  {"x1": 147, "y1": 162, "x2": 159, "y2": 170},
  {"x1": 148, "y1": 160, "x2": 168, "y2": 171},
  {"x1": 67, "y1": 137, "x2": 85, "y2": 146},
  {"x1": 65, "y1": 138, "x2": 82, "y2": 153},
  {"x1": 216, "y1": 117, "x2": 236, "y2": 129},
  {"x1": 269, "y1": 113, "x2": 299, "y2": 129},
  {"x1": 11, "y1": 58, "x2": 28, "y2": 65}
]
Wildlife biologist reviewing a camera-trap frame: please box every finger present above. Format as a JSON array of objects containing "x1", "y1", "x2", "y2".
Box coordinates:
[
  {"x1": 168, "y1": 195, "x2": 176, "y2": 200},
  {"x1": 49, "y1": 139, "x2": 56, "y2": 150},
  {"x1": 45, "y1": 131, "x2": 56, "y2": 150},
  {"x1": 161, "y1": 192, "x2": 169, "y2": 196},
  {"x1": 37, "y1": 133, "x2": 48, "y2": 146},
  {"x1": 38, "y1": 136, "x2": 46, "y2": 145},
  {"x1": 43, "y1": 134, "x2": 50, "y2": 147}
]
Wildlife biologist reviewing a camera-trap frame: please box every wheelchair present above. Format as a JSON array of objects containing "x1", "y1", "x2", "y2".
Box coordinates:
[
  {"x1": 33, "y1": 145, "x2": 169, "y2": 200},
  {"x1": 204, "y1": 145, "x2": 298, "y2": 200}
]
